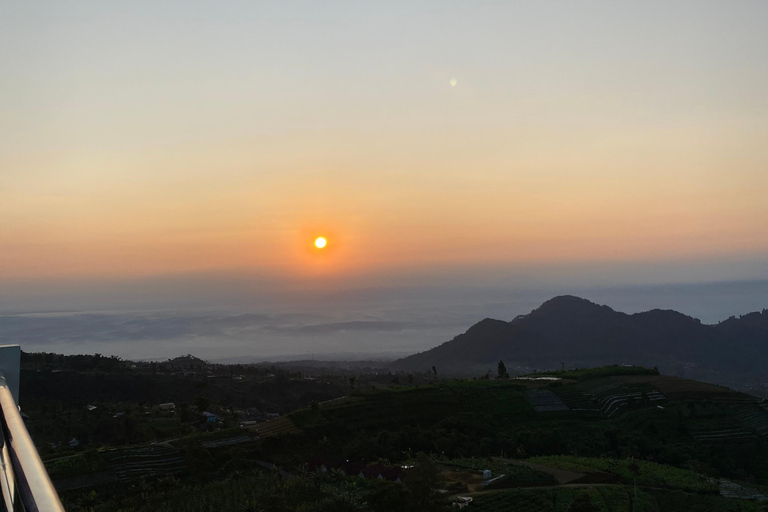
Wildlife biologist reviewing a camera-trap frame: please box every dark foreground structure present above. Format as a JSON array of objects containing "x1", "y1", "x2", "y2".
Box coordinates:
[{"x1": 0, "y1": 345, "x2": 65, "y2": 512}]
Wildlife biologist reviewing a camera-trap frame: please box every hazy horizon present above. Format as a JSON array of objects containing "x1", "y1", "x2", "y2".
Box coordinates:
[
  {"x1": 1, "y1": 1, "x2": 766, "y2": 360},
  {"x1": 3, "y1": 278, "x2": 766, "y2": 362}
]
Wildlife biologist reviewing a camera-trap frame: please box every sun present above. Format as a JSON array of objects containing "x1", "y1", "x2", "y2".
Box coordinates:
[{"x1": 314, "y1": 237, "x2": 327, "y2": 249}]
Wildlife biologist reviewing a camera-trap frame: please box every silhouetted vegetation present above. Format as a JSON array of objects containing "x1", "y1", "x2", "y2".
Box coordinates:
[
  {"x1": 392, "y1": 296, "x2": 768, "y2": 397},
  {"x1": 17, "y1": 353, "x2": 768, "y2": 511}
]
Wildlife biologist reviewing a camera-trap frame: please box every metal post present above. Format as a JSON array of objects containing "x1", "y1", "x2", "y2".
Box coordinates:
[
  {"x1": 0, "y1": 434, "x2": 17, "y2": 511},
  {"x1": 0, "y1": 346, "x2": 20, "y2": 405},
  {"x1": 0, "y1": 345, "x2": 65, "y2": 511},
  {"x1": 0, "y1": 377, "x2": 65, "y2": 511}
]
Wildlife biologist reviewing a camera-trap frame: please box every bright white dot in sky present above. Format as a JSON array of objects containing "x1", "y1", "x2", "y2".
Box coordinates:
[{"x1": 449, "y1": 78, "x2": 458, "y2": 86}]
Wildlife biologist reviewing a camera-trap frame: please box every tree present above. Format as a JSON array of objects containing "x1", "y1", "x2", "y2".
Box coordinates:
[
  {"x1": 195, "y1": 396, "x2": 209, "y2": 413},
  {"x1": 497, "y1": 360, "x2": 508, "y2": 379},
  {"x1": 368, "y1": 481, "x2": 406, "y2": 512},
  {"x1": 403, "y1": 453, "x2": 444, "y2": 512},
  {"x1": 431, "y1": 366, "x2": 437, "y2": 377}
]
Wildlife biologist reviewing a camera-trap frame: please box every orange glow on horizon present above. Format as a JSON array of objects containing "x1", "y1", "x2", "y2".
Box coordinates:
[{"x1": 2, "y1": 2, "x2": 768, "y2": 288}]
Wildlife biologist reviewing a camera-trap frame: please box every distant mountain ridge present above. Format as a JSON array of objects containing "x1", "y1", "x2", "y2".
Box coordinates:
[{"x1": 391, "y1": 296, "x2": 768, "y2": 382}]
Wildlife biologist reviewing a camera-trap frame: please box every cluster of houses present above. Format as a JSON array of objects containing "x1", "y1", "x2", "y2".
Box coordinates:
[{"x1": 307, "y1": 458, "x2": 404, "y2": 482}]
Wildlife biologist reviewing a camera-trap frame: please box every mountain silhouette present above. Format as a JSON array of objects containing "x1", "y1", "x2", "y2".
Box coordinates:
[{"x1": 391, "y1": 296, "x2": 768, "y2": 380}]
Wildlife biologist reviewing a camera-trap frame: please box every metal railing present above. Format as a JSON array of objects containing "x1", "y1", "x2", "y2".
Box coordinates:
[{"x1": 0, "y1": 346, "x2": 65, "y2": 512}]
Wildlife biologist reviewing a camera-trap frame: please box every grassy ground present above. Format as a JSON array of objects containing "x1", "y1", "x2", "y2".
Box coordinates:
[{"x1": 528, "y1": 456, "x2": 709, "y2": 492}]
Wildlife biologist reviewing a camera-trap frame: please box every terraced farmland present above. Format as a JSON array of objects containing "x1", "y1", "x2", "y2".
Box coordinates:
[
  {"x1": 524, "y1": 389, "x2": 569, "y2": 412},
  {"x1": 53, "y1": 444, "x2": 187, "y2": 491},
  {"x1": 256, "y1": 415, "x2": 301, "y2": 437},
  {"x1": 642, "y1": 376, "x2": 757, "y2": 404},
  {"x1": 735, "y1": 407, "x2": 768, "y2": 436},
  {"x1": 558, "y1": 377, "x2": 668, "y2": 417},
  {"x1": 691, "y1": 426, "x2": 756, "y2": 443},
  {"x1": 105, "y1": 444, "x2": 187, "y2": 480},
  {"x1": 201, "y1": 434, "x2": 255, "y2": 449},
  {"x1": 551, "y1": 388, "x2": 599, "y2": 411},
  {"x1": 590, "y1": 383, "x2": 666, "y2": 417}
]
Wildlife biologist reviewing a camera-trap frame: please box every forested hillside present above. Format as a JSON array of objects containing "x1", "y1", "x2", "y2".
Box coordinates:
[{"x1": 392, "y1": 296, "x2": 768, "y2": 393}]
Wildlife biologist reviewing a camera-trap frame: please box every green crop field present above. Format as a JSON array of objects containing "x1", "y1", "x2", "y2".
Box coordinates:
[
  {"x1": 468, "y1": 486, "x2": 768, "y2": 512},
  {"x1": 468, "y1": 487, "x2": 655, "y2": 512},
  {"x1": 442, "y1": 459, "x2": 557, "y2": 488},
  {"x1": 281, "y1": 372, "x2": 768, "y2": 483},
  {"x1": 469, "y1": 489, "x2": 558, "y2": 512},
  {"x1": 528, "y1": 456, "x2": 709, "y2": 492}
]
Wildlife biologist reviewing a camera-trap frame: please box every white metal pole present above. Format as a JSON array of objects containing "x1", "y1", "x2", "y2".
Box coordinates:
[{"x1": 0, "y1": 376, "x2": 66, "y2": 512}]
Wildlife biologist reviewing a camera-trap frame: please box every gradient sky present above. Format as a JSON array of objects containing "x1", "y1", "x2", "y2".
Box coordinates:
[{"x1": 2, "y1": 1, "x2": 768, "y2": 324}]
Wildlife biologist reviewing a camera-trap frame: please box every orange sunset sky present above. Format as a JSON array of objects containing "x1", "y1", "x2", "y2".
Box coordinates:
[{"x1": 1, "y1": 1, "x2": 767, "y2": 297}]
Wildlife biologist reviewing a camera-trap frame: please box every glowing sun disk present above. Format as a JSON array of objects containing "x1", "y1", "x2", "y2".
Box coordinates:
[{"x1": 314, "y1": 237, "x2": 327, "y2": 249}]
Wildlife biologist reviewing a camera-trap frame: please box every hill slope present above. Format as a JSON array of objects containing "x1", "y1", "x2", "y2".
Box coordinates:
[{"x1": 391, "y1": 296, "x2": 768, "y2": 381}]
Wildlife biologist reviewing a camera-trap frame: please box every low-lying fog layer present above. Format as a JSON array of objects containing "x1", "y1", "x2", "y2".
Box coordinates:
[{"x1": 2, "y1": 279, "x2": 766, "y2": 361}]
